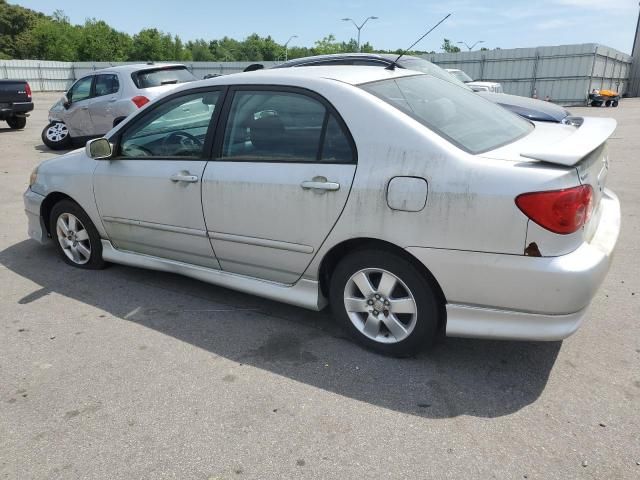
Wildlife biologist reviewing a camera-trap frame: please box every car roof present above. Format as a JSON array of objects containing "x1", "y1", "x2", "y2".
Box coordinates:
[
  {"x1": 189, "y1": 65, "x2": 421, "y2": 89},
  {"x1": 275, "y1": 53, "x2": 424, "y2": 68},
  {"x1": 81, "y1": 63, "x2": 188, "y2": 75}
]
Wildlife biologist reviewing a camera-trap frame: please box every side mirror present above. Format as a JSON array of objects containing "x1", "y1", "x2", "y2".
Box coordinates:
[
  {"x1": 62, "y1": 94, "x2": 70, "y2": 109},
  {"x1": 86, "y1": 138, "x2": 113, "y2": 160}
]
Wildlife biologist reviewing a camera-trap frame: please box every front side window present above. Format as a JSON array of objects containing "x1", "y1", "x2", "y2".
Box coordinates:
[
  {"x1": 68, "y1": 76, "x2": 93, "y2": 103},
  {"x1": 361, "y1": 75, "x2": 533, "y2": 154},
  {"x1": 221, "y1": 90, "x2": 354, "y2": 164},
  {"x1": 94, "y1": 74, "x2": 119, "y2": 97},
  {"x1": 119, "y1": 91, "x2": 219, "y2": 158}
]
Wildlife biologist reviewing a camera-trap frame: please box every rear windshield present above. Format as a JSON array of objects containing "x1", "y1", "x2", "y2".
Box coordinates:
[
  {"x1": 398, "y1": 59, "x2": 470, "y2": 90},
  {"x1": 360, "y1": 75, "x2": 533, "y2": 154},
  {"x1": 132, "y1": 66, "x2": 196, "y2": 89}
]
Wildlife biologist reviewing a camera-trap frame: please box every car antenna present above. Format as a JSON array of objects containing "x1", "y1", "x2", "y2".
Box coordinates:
[{"x1": 386, "y1": 13, "x2": 452, "y2": 70}]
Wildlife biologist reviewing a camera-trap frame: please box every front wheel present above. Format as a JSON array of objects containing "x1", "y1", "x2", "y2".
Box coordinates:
[
  {"x1": 50, "y1": 200, "x2": 105, "y2": 269},
  {"x1": 329, "y1": 249, "x2": 441, "y2": 357},
  {"x1": 6, "y1": 116, "x2": 26, "y2": 129},
  {"x1": 42, "y1": 121, "x2": 71, "y2": 150}
]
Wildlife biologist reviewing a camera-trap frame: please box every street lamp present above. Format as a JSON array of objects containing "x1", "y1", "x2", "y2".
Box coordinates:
[
  {"x1": 284, "y1": 35, "x2": 298, "y2": 61},
  {"x1": 457, "y1": 40, "x2": 485, "y2": 51},
  {"x1": 342, "y1": 16, "x2": 378, "y2": 52}
]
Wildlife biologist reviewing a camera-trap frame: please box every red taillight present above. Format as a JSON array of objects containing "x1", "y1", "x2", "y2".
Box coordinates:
[
  {"x1": 25, "y1": 82, "x2": 32, "y2": 99},
  {"x1": 516, "y1": 185, "x2": 593, "y2": 235},
  {"x1": 131, "y1": 95, "x2": 150, "y2": 108}
]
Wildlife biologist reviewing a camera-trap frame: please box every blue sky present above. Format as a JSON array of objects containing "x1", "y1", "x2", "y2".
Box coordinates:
[{"x1": 14, "y1": 0, "x2": 640, "y2": 54}]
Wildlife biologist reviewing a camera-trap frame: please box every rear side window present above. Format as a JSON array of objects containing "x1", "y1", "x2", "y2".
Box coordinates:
[
  {"x1": 94, "y1": 74, "x2": 119, "y2": 97},
  {"x1": 361, "y1": 75, "x2": 533, "y2": 154},
  {"x1": 132, "y1": 66, "x2": 196, "y2": 89},
  {"x1": 221, "y1": 90, "x2": 355, "y2": 164}
]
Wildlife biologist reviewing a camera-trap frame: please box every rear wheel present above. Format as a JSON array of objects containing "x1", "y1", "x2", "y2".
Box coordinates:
[
  {"x1": 329, "y1": 249, "x2": 441, "y2": 357},
  {"x1": 50, "y1": 200, "x2": 105, "y2": 269},
  {"x1": 42, "y1": 121, "x2": 71, "y2": 150},
  {"x1": 612, "y1": 100, "x2": 619, "y2": 107},
  {"x1": 605, "y1": 100, "x2": 612, "y2": 107},
  {"x1": 6, "y1": 116, "x2": 26, "y2": 129}
]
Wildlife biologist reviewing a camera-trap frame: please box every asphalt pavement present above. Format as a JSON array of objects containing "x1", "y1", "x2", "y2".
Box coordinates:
[{"x1": 0, "y1": 92, "x2": 638, "y2": 479}]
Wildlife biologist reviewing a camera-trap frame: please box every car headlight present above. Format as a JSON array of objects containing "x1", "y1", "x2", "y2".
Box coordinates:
[{"x1": 29, "y1": 166, "x2": 38, "y2": 187}]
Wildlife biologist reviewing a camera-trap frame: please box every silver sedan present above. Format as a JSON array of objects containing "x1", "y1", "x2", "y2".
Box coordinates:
[{"x1": 24, "y1": 66, "x2": 620, "y2": 356}]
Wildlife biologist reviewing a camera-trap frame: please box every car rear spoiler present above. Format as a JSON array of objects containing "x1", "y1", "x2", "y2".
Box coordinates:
[{"x1": 521, "y1": 117, "x2": 617, "y2": 166}]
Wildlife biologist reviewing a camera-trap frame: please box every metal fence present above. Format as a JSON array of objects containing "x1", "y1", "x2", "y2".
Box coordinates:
[
  {"x1": 0, "y1": 43, "x2": 633, "y2": 105},
  {"x1": 423, "y1": 43, "x2": 632, "y2": 105},
  {"x1": 0, "y1": 60, "x2": 278, "y2": 92}
]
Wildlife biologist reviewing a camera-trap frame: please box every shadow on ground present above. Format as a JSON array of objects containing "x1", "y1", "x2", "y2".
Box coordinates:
[{"x1": 1, "y1": 239, "x2": 562, "y2": 419}]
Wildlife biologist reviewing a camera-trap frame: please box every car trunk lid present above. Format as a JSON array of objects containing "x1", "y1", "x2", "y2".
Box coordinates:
[{"x1": 0, "y1": 80, "x2": 30, "y2": 104}]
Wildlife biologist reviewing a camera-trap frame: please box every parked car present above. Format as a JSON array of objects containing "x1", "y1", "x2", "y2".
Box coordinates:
[
  {"x1": 42, "y1": 63, "x2": 196, "y2": 150},
  {"x1": 25, "y1": 67, "x2": 620, "y2": 356},
  {"x1": 272, "y1": 54, "x2": 570, "y2": 122},
  {"x1": 446, "y1": 68, "x2": 503, "y2": 93},
  {"x1": 0, "y1": 79, "x2": 33, "y2": 129}
]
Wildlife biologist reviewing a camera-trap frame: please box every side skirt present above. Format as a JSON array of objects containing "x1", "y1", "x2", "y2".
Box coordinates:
[{"x1": 101, "y1": 240, "x2": 327, "y2": 311}]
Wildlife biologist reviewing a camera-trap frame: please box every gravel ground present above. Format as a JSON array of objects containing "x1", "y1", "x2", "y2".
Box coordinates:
[{"x1": 0, "y1": 92, "x2": 638, "y2": 479}]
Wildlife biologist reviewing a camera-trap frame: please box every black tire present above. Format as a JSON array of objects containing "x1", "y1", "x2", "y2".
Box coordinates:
[
  {"x1": 329, "y1": 249, "x2": 441, "y2": 357},
  {"x1": 49, "y1": 200, "x2": 105, "y2": 269},
  {"x1": 590, "y1": 101, "x2": 602, "y2": 107},
  {"x1": 612, "y1": 100, "x2": 619, "y2": 107},
  {"x1": 42, "y1": 121, "x2": 71, "y2": 150},
  {"x1": 6, "y1": 116, "x2": 26, "y2": 129},
  {"x1": 605, "y1": 100, "x2": 612, "y2": 107}
]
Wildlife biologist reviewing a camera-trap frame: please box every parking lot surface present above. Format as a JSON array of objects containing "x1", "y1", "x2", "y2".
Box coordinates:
[{"x1": 1, "y1": 93, "x2": 639, "y2": 479}]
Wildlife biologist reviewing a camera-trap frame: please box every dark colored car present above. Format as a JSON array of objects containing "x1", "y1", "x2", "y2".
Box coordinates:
[
  {"x1": 0, "y1": 80, "x2": 34, "y2": 129},
  {"x1": 273, "y1": 53, "x2": 571, "y2": 123}
]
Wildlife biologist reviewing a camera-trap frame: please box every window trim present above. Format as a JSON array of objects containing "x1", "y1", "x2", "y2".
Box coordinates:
[
  {"x1": 109, "y1": 86, "x2": 228, "y2": 161},
  {"x1": 212, "y1": 84, "x2": 358, "y2": 165}
]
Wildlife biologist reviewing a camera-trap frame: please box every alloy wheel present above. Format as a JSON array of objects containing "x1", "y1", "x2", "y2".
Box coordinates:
[
  {"x1": 343, "y1": 268, "x2": 418, "y2": 344},
  {"x1": 55, "y1": 213, "x2": 91, "y2": 265},
  {"x1": 46, "y1": 122, "x2": 69, "y2": 143}
]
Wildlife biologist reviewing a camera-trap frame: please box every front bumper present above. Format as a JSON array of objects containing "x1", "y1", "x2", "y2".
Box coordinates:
[
  {"x1": 24, "y1": 188, "x2": 48, "y2": 244},
  {"x1": 407, "y1": 188, "x2": 620, "y2": 340}
]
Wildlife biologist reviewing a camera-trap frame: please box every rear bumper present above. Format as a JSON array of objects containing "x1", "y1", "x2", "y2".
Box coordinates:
[
  {"x1": 23, "y1": 188, "x2": 48, "y2": 244},
  {"x1": 407, "y1": 188, "x2": 620, "y2": 340},
  {"x1": 0, "y1": 101, "x2": 34, "y2": 118}
]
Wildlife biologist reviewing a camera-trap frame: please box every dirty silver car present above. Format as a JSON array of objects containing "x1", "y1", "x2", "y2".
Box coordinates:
[
  {"x1": 42, "y1": 64, "x2": 196, "y2": 150},
  {"x1": 25, "y1": 67, "x2": 620, "y2": 356}
]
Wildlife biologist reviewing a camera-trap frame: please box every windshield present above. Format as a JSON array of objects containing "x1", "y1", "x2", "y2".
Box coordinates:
[
  {"x1": 132, "y1": 66, "x2": 196, "y2": 89},
  {"x1": 447, "y1": 69, "x2": 474, "y2": 83},
  {"x1": 360, "y1": 75, "x2": 533, "y2": 154},
  {"x1": 398, "y1": 58, "x2": 471, "y2": 90}
]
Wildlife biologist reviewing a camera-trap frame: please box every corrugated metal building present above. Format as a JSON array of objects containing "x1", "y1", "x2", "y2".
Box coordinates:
[{"x1": 422, "y1": 43, "x2": 632, "y2": 105}]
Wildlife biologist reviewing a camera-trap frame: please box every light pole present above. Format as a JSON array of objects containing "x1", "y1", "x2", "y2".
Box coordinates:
[
  {"x1": 284, "y1": 35, "x2": 298, "y2": 61},
  {"x1": 457, "y1": 40, "x2": 485, "y2": 51},
  {"x1": 342, "y1": 16, "x2": 378, "y2": 52}
]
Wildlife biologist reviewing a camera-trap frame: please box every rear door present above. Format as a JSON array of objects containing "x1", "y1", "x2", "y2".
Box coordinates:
[
  {"x1": 202, "y1": 86, "x2": 357, "y2": 284},
  {"x1": 94, "y1": 88, "x2": 224, "y2": 268},
  {"x1": 88, "y1": 73, "x2": 121, "y2": 135},
  {"x1": 63, "y1": 75, "x2": 94, "y2": 137}
]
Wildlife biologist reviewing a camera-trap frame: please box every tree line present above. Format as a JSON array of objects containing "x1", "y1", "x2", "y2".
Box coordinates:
[{"x1": 0, "y1": 1, "x2": 465, "y2": 62}]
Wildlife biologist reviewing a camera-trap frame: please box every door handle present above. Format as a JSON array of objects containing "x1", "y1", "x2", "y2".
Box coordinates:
[
  {"x1": 170, "y1": 172, "x2": 199, "y2": 183},
  {"x1": 301, "y1": 180, "x2": 340, "y2": 191}
]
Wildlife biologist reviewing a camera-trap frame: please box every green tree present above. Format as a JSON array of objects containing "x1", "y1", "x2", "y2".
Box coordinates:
[
  {"x1": 129, "y1": 28, "x2": 177, "y2": 61},
  {"x1": 15, "y1": 11, "x2": 79, "y2": 61},
  {"x1": 187, "y1": 39, "x2": 214, "y2": 61},
  {"x1": 77, "y1": 19, "x2": 131, "y2": 61},
  {"x1": 312, "y1": 35, "x2": 342, "y2": 55},
  {"x1": 0, "y1": 0, "x2": 44, "y2": 58},
  {"x1": 441, "y1": 38, "x2": 460, "y2": 53}
]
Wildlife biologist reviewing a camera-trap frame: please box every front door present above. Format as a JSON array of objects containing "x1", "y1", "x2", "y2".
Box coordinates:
[
  {"x1": 63, "y1": 75, "x2": 94, "y2": 137},
  {"x1": 202, "y1": 87, "x2": 357, "y2": 284},
  {"x1": 93, "y1": 88, "x2": 223, "y2": 268}
]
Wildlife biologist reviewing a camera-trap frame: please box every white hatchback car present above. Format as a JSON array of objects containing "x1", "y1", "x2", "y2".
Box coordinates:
[
  {"x1": 42, "y1": 64, "x2": 196, "y2": 150},
  {"x1": 25, "y1": 66, "x2": 620, "y2": 356}
]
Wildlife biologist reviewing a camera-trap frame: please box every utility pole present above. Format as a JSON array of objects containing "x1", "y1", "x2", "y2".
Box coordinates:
[
  {"x1": 342, "y1": 16, "x2": 378, "y2": 52},
  {"x1": 457, "y1": 40, "x2": 485, "y2": 51}
]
